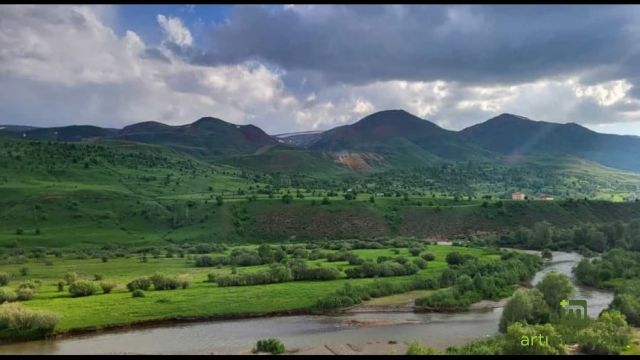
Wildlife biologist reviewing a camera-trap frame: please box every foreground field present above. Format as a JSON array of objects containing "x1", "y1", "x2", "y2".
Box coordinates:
[{"x1": 0, "y1": 244, "x2": 494, "y2": 334}]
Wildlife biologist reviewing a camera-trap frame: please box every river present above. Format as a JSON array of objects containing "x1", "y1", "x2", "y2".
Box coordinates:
[{"x1": 0, "y1": 251, "x2": 613, "y2": 355}]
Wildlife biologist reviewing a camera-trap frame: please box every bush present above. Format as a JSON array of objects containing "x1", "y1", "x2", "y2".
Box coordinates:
[
  {"x1": 503, "y1": 322, "x2": 565, "y2": 355},
  {"x1": 0, "y1": 303, "x2": 59, "y2": 334},
  {"x1": 499, "y1": 288, "x2": 550, "y2": 332},
  {"x1": 207, "y1": 273, "x2": 217, "y2": 283},
  {"x1": 19, "y1": 267, "x2": 29, "y2": 276},
  {"x1": 0, "y1": 288, "x2": 17, "y2": 304},
  {"x1": 412, "y1": 258, "x2": 428, "y2": 269},
  {"x1": 445, "y1": 252, "x2": 465, "y2": 266},
  {"x1": 535, "y1": 271, "x2": 574, "y2": 314},
  {"x1": 100, "y1": 282, "x2": 116, "y2": 294},
  {"x1": 421, "y1": 252, "x2": 436, "y2": 261},
  {"x1": 17, "y1": 281, "x2": 37, "y2": 290},
  {"x1": 127, "y1": 277, "x2": 151, "y2": 292},
  {"x1": 68, "y1": 280, "x2": 99, "y2": 297},
  {"x1": 0, "y1": 272, "x2": 9, "y2": 286},
  {"x1": 16, "y1": 288, "x2": 35, "y2": 301},
  {"x1": 255, "y1": 338, "x2": 285, "y2": 354},
  {"x1": 57, "y1": 281, "x2": 65, "y2": 292},
  {"x1": 610, "y1": 293, "x2": 640, "y2": 326},
  {"x1": 409, "y1": 247, "x2": 422, "y2": 257},
  {"x1": 94, "y1": 274, "x2": 103, "y2": 281},
  {"x1": 406, "y1": 340, "x2": 439, "y2": 355},
  {"x1": 150, "y1": 274, "x2": 181, "y2": 290},
  {"x1": 64, "y1": 272, "x2": 77, "y2": 285},
  {"x1": 577, "y1": 310, "x2": 631, "y2": 355},
  {"x1": 132, "y1": 289, "x2": 145, "y2": 298}
]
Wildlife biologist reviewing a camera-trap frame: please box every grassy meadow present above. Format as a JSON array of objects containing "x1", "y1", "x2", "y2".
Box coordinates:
[{"x1": 0, "y1": 244, "x2": 494, "y2": 333}]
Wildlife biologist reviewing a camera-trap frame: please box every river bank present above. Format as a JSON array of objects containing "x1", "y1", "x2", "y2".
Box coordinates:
[{"x1": 0, "y1": 251, "x2": 613, "y2": 355}]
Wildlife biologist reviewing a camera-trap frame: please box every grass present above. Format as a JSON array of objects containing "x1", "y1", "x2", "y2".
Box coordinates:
[
  {"x1": 0, "y1": 245, "x2": 489, "y2": 333},
  {"x1": 622, "y1": 328, "x2": 640, "y2": 355},
  {"x1": 364, "y1": 290, "x2": 434, "y2": 306}
]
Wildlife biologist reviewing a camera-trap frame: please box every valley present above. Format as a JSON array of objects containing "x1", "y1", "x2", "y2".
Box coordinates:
[{"x1": 1, "y1": 109, "x2": 640, "y2": 355}]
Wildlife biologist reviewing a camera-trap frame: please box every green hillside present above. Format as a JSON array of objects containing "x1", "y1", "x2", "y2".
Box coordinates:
[{"x1": 1, "y1": 136, "x2": 640, "y2": 250}]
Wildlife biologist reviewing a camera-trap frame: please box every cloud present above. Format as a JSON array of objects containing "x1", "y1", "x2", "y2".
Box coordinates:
[
  {"x1": 0, "y1": 5, "x2": 298, "y2": 132},
  {"x1": 157, "y1": 14, "x2": 193, "y2": 47},
  {"x1": 1, "y1": 5, "x2": 640, "y2": 135},
  {"x1": 199, "y1": 5, "x2": 640, "y2": 86}
]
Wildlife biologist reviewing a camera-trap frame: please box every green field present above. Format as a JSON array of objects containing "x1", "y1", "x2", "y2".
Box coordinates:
[{"x1": 0, "y1": 244, "x2": 492, "y2": 333}]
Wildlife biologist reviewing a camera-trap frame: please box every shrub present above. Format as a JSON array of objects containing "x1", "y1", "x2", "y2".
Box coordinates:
[
  {"x1": 100, "y1": 282, "x2": 116, "y2": 294},
  {"x1": 409, "y1": 247, "x2": 422, "y2": 257},
  {"x1": 57, "y1": 281, "x2": 65, "y2": 292},
  {"x1": 207, "y1": 273, "x2": 217, "y2": 283},
  {"x1": 94, "y1": 274, "x2": 103, "y2": 281},
  {"x1": 0, "y1": 303, "x2": 59, "y2": 334},
  {"x1": 0, "y1": 272, "x2": 10, "y2": 286},
  {"x1": 406, "y1": 340, "x2": 439, "y2": 355},
  {"x1": 499, "y1": 288, "x2": 550, "y2": 332},
  {"x1": 445, "y1": 252, "x2": 465, "y2": 266},
  {"x1": 576, "y1": 310, "x2": 631, "y2": 355},
  {"x1": 131, "y1": 289, "x2": 145, "y2": 298},
  {"x1": 16, "y1": 288, "x2": 35, "y2": 301},
  {"x1": 610, "y1": 293, "x2": 640, "y2": 326},
  {"x1": 421, "y1": 252, "x2": 436, "y2": 261},
  {"x1": 17, "y1": 281, "x2": 37, "y2": 290},
  {"x1": 503, "y1": 322, "x2": 565, "y2": 355},
  {"x1": 68, "y1": 280, "x2": 99, "y2": 297},
  {"x1": 127, "y1": 277, "x2": 151, "y2": 292},
  {"x1": 64, "y1": 272, "x2": 78, "y2": 285},
  {"x1": 178, "y1": 276, "x2": 190, "y2": 289},
  {"x1": 255, "y1": 338, "x2": 285, "y2": 354},
  {"x1": 150, "y1": 274, "x2": 181, "y2": 290},
  {"x1": 412, "y1": 258, "x2": 428, "y2": 269},
  {"x1": 535, "y1": 271, "x2": 574, "y2": 314},
  {"x1": 0, "y1": 288, "x2": 17, "y2": 304},
  {"x1": 19, "y1": 267, "x2": 29, "y2": 276}
]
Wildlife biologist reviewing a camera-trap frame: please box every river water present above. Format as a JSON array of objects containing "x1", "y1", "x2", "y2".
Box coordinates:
[{"x1": 0, "y1": 251, "x2": 613, "y2": 355}]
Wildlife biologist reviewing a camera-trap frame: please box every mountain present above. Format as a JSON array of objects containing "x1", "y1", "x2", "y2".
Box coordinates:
[
  {"x1": 461, "y1": 113, "x2": 640, "y2": 172},
  {"x1": 1, "y1": 117, "x2": 278, "y2": 158},
  {"x1": 310, "y1": 110, "x2": 494, "y2": 171},
  {"x1": 2, "y1": 125, "x2": 118, "y2": 141},
  {"x1": 118, "y1": 117, "x2": 277, "y2": 157},
  {"x1": 272, "y1": 131, "x2": 323, "y2": 148}
]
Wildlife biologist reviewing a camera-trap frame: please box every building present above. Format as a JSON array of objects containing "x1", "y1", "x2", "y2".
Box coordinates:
[
  {"x1": 512, "y1": 192, "x2": 525, "y2": 201},
  {"x1": 539, "y1": 194, "x2": 554, "y2": 201}
]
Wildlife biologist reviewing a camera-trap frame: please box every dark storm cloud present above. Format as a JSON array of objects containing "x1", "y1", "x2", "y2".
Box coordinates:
[{"x1": 193, "y1": 5, "x2": 639, "y2": 86}]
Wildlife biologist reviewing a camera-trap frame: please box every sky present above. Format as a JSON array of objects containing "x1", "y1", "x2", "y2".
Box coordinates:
[{"x1": 2, "y1": 5, "x2": 640, "y2": 136}]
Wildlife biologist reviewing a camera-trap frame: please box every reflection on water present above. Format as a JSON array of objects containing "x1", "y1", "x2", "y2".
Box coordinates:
[{"x1": 0, "y1": 251, "x2": 613, "y2": 355}]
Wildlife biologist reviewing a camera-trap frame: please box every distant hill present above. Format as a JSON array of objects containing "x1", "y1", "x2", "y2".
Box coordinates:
[
  {"x1": 1, "y1": 117, "x2": 277, "y2": 158},
  {"x1": 2, "y1": 125, "x2": 118, "y2": 141},
  {"x1": 310, "y1": 110, "x2": 494, "y2": 171},
  {"x1": 118, "y1": 117, "x2": 277, "y2": 158},
  {"x1": 461, "y1": 113, "x2": 640, "y2": 172}
]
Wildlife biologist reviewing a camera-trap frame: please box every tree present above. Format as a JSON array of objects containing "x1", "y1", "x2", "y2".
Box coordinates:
[
  {"x1": 446, "y1": 252, "x2": 465, "y2": 266},
  {"x1": 499, "y1": 288, "x2": 550, "y2": 332},
  {"x1": 577, "y1": 310, "x2": 631, "y2": 355},
  {"x1": 609, "y1": 293, "x2": 640, "y2": 326},
  {"x1": 535, "y1": 271, "x2": 573, "y2": 314}
]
